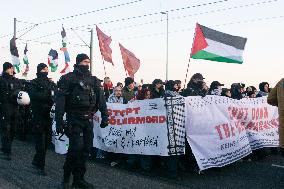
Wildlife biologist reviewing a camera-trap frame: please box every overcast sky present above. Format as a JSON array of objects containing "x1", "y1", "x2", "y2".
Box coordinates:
[{"x1": 0, "y1": 0, "x2": 283, "y2": 88}]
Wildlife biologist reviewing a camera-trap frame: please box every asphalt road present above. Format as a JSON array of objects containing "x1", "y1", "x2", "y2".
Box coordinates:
[{"x1": 0, "y1": 140, "x2": 284, "y2": 189}]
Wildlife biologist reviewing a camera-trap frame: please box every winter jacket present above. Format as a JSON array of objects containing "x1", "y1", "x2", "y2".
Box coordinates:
[{"x1": 267, "y1": 78, "x2": 284, "y2": 148}]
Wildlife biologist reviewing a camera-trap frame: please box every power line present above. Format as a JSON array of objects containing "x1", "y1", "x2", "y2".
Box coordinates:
[
  {"x1": 119, "y1": 15, "x2": 284, "y2": 40},
  {"x1": 21, "y1": 0, "x2": 231, "y2": 42},
  {"x1": 0, "y1": 0, "x2": 143, "y2": 40},
  {"x1": 72, "y1": 0, "x2": 230, "y2": 30},
  {"x1": 17, "y1": 24, "x2": 38, "y2": 39},
  {"x1": 16, "y1": 15, "x2": 284, "y2": 47},
  {"x1": 17, "y1": 0, "x2": 143, "y2": 26},
  {"x1": 105, "y1": 0, "x2": 279, "y2": 32},
  {"x1": 0, "y1": 25, "x2": 38, "y2": 39}
]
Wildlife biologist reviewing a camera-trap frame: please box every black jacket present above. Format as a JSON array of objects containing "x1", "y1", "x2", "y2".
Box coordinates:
[
  {"x1": 0, "y1": 72, "x2": 23, "y2": 106},
  {"x1": 55, "y1": 67, "x2": 108, "y2": 126},
  {"x1": 150, "y1": 85, "x2": 165, "y2": 99},
  {"x1": 182, "y1": 81, "x2": 207, "y2": 97},
  {"x1": 27, "y1": 76, "x2": 56, "y2": 117}
]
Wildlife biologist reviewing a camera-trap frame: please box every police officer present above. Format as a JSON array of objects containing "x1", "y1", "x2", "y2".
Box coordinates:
[
  {"x1": 55, "y1": 54, "x2": 108, "y2": 189},
  {"x1": 0, "y1": 62, "x2": 22, "y2": 161},
  {"x1": 28, "y1": 63, "x2": 56, "y2": 175}
]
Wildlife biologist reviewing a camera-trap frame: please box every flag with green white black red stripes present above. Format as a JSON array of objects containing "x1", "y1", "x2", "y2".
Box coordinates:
[{"x1": 190, "y1": 23, "x2": 247, "y2": 64}]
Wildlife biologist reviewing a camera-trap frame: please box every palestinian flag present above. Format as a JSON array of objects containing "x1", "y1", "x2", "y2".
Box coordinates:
[
  {"x1": 48, "y1": 49, "x2": 58, "y2": 72},
  {"x1": 10, "y1": 37, "x2": 20, "y2": 73},
  {"x1": 61, "y1": 26, "x2": 67, "y2": 48},
  {"x1": 60, "y1": 26, "x2": 70, "y2": 74},
  {"x1": 190, "y1": 23, "x2": 247, "y2": 64},
  {"x1": 22, "y1": 44, "x2": 29, "y2": 77}
]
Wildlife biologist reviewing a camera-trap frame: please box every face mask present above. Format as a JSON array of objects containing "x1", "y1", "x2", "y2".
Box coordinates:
[
  {"x1": 37, "y1": 72, "x2": 48, "y2": 78},
  {"x1": 76, "y1": 65, "x2": 89, "y2": 73},
  {"x1": 196, "y1": 81, "x2": 204, "y2": 87}
]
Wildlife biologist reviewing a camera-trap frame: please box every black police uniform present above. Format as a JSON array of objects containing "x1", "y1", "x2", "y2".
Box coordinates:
[
  {"x1": 0, "y1": 72, "x2": 22, "y2": 160},
  {"x1": 28, "y1": 71, "x2": 56, "y2": 173},
  {"x1": 55, "y1": 64, "x2": 108, "y2": 188}
]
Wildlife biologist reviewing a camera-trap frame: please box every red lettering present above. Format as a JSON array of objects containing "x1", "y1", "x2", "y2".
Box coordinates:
[
  {"x1": 133, "y1": 107, "x2": 141, "y2": 114},
  {"x1": 116, "y1": 119, "x2": 122, "y2": 126},
  {"x1": 159, "y1": 116, "x2": 166, "y2": 123},
  {"x1": 264, "y1": 107, "x2": 268, "y2": 119},
  {"x1": 126, "y1": 108, "x2": 132, "y2": 115},
  {"x1": 113, "y1": 110, "x2": 120, "y2": 116},
  {"x1": 215, "y1": 125, "x2": 224, "y2": 140},
  {"x1": 107, "y1": 109, "x2": 112, "y2": 116},
  {"x1": 146, "y1": 116, "x2": 153, "y2": 123},
  {"x1": 135, "y1": 117, "x2": 145, "y2": 124},
  {"x1": 222, "y1": 123, "x2": 230, "y2": 138},
  {"x1": 252, "y1": 108, "x2": 256, "y2": 120},
  {"x1": 152, "y1": 116, "x2": 158, "y2": 123},
  {"x1": 128, "y1": 117, "x2": 136, "y2": 124},
  {"x1": 119, "y1": 110, "x2": 126, "y2": 117},
  {"x1": 237, "y1": 108, "x2": 244, "y2": 120}
]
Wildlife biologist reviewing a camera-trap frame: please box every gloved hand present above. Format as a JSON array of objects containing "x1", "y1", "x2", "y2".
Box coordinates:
[
  {"x1": 100, "y1": 120, "x2": 109, "y2": 128},
  {"x1": 56, "y1": 121, "x2": 64, "y2": 134}
]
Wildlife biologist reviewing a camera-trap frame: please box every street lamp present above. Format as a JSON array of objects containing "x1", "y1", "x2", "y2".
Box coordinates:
[{"x1": 161, "y1": 11, "x2": 169, "y2": 81}]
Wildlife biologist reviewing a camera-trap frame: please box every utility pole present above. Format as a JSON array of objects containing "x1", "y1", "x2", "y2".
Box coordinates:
[
  {"x1": 14, "y1": 18, "x2": 16, "y2": 38},
  {"x1": 90, "y1": 28, "x2": 94, "y2": 75},
  {"x1": 161, "y1": 12, "x2": 169, "y2": 81}
]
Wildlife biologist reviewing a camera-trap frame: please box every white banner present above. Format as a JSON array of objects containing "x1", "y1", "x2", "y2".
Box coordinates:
[
  {"x1": 93, "y1": 99, "x2": 171, "y2": 156},
  {"x1": 185, "y1": 96, "x2": 279, "y2": 170}
]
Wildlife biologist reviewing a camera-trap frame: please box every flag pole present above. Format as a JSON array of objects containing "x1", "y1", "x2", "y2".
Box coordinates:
[
  {"x1": 183, "y1": 58, "x2": 191, "y2": 89},
  {"x1": 90, "y1": 28, "x2": 94, "y2": 75},
  {"x1": 101, "y1": 56, "x2": 107, "y2": 77}
]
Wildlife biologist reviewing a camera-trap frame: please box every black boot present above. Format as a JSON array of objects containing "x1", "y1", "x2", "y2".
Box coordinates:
[
  {"x1": 72, "y1": 179, "x2": 94, "y2": 189},
  {"x1": 38, "y1": 168, "x2": 47, "y2": 176},
  {"x1": 61, "y1": 170, "x2": 71, "y2": 189},
  {"x1": 60, "y1": 182, "x2": 70, "y2": 189}
]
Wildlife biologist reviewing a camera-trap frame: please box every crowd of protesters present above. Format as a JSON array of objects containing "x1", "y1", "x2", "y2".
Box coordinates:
[
  {"x1": 91, "y1": 72, "x2": 282, "y2": 177},
  {"x1": 0, "y1": 59, "x2": 283, "y2": 186}
]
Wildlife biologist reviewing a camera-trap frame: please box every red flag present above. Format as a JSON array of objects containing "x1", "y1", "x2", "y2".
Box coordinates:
[
  {"x1": 96, "y1": 26, "x2": 113, "y2": 65},
  {"x1": 119, "y1": 43, "x2": 140, "y2": 78}
]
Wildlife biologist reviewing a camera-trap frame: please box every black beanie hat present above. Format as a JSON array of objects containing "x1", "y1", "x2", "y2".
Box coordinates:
[
  {"x1": 76, "y1": 53, "x2": 89, "y2": 64},
  {"x1": 37, "y1": 63, "x2": 48, "y2": 73},
  {"x1": 3, "y1": 62, "x2": 13, "y2": 72},
  {"x1": 125, "y1": 77, "x2": 134, "y2": 86}
]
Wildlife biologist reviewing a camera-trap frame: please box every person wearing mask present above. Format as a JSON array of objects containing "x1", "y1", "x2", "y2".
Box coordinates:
[
  {"x1": 209, "y1": 81, "x2": 224, "y2": 96},
  {"x1": 231, "y1": 83, "x2": 245, "y2": 100},
  {"x1": 0, "y1": 62, "x2": 23, "y2": 161},
  {"x1": 182, "y1": 73, "x2": 208, "y2": 97},
  {"x1": 122, "y1": 77, "x2": 136, "y2": 102},
  {"x1": 257, "y1": 82, "x2": 270, "y2": 97},
  {"x1": 150, "y1": 79, "x2": 165, "y2": 98},
  {"x1": 267, "y1": 78, "x2": 284, "y2": 157},
  {"x1": 221, "y1": 88, "x2": 232, "y2": 98},
  {"x1": 55, "y1": 53, "x2": 109, "y2": 189},
  {"x1": 28, "y1": 63, "x2": 56, "y2": 175}
]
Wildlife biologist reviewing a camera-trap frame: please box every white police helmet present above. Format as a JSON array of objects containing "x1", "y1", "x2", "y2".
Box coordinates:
[{"x1": 17, "y1": 91, "x2": 30, "y2": 106}]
